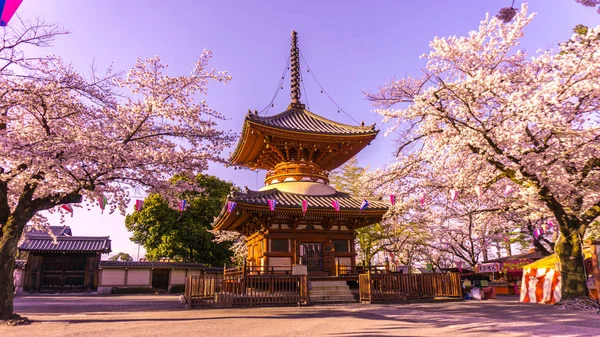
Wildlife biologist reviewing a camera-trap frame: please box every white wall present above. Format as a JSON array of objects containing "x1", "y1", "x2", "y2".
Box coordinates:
[{"x1": 127, "y1": 269, "x2": 151, "y2": 286}]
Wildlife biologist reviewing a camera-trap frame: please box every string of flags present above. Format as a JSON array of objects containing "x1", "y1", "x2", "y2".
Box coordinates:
[
  {"x1": 301, "y1": 200, "x2": 308, "y2": 216},
  {"x1": 135, "y1": 200, "x2": 144, "y2": 212},
  {"x1": 332, "y1": 200, "x2": 340, "y2": 212},
  {"x1": 360, "y1": 199, "x2": 370, "y2": 212},
  {"x1": 98, "y1": 197, "x2": 107, "y2": 214},
  {"x1": 533, "y1": 220, "x2": 555, "y2": 239},
  {"x1": 227, "y1": 201, "x2": 237, "y2": 213},
  {"x1": 61, "y1": 204, "x2": 74, "y2": 217},
  {"x1": 449, "y1": 189, "x2": 458, "y2": 203},
  {"x1": 178, "y1": 199, "x2": 187, "y2": 214},
  {"x1": 268, "y1": 199, "x2": 277, "y2": 212}
]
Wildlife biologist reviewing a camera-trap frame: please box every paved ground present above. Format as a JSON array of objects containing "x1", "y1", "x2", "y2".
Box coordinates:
[{"x1": 1, "y1": 295, "x2": 599, "y2": 336}]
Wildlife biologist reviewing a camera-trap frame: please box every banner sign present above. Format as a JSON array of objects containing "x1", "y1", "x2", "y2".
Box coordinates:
[
  {"x1": 502, "y1": 259, "x2": 534, "y2": 273},
  {"x1": 476, "y1": 263, "x2": 501, "y2": 273}
]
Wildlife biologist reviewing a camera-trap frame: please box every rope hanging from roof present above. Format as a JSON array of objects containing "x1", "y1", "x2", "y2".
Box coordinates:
[{"x1": 299, "y1": 50, "x2": 361, "y2": 125}]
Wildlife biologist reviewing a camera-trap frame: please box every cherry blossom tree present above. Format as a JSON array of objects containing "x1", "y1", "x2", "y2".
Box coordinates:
[
  {"x1": 0, "y1": 18, "x2": 234, "y2": 320},
  {"x1": 366, "y1": 4, "x2": 600, "y2": 299},
  {"x1": 497, "y1": 0, "x2": 600, "y2": 23}
]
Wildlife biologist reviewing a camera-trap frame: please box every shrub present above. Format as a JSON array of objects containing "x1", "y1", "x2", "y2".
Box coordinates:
[
  {"x1": 169, "y1": 284, "x2": 185, "y2": 293},
  {"x1": 111, "y1": 287, "x2": 153, "y2": 294}
]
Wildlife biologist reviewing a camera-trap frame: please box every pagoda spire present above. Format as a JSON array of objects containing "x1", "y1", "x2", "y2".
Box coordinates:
[{"x1": 290, "y1": 31, "x2": 301, "y2": 104}]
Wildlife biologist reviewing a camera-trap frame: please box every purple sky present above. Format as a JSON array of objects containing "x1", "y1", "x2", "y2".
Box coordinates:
[{"x1": 18, "y1": 0, "x2": 598, "y2": 259}]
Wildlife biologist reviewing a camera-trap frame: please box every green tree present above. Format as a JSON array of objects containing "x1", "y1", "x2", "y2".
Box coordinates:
[
  {"x1": 125, "y1": 174, "x2": 233, "y2": 266},
  {"x1": 330, "y1": 158, "x2": 396, "y2": 265},
  {"x1": 108, "y1": 252, "x2": 133, "y2": 262}
]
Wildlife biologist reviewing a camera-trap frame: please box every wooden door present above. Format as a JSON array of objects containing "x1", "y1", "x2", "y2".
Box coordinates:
[
  {"x1": 152, "y1": 269, "x2": 169, "y2": 292},
  {"x1": 299, "y1": 242, "x2": 323, "y2": 272},
  {"x1": 40, "y1": 255, "x2": 86, "y2": 292}
]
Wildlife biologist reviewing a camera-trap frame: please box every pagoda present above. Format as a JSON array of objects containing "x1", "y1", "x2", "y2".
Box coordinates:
[{"x1": 213, "y1": 31, "x2": 388, "y2": 276}]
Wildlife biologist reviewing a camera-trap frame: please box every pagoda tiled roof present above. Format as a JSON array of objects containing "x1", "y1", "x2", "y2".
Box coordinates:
[
  {"x1": 228, "y1": 188, "x2": 389, "y2": 211},
  {"x1": 24, "y1": 225, "x2": 72, "y2": 237},
  {"x1": 246, "y1": 106, "x2": 377, "y2": 135},
  {"x1": 213, "y1": 187, "x2": 389, "y2": 232},
  {"x1": 19, "y1": 235, "x2": 111, "y2": 253}
]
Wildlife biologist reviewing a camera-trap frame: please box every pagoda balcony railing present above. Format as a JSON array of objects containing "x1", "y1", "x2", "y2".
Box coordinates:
[
  {"x1": 224, "y1": 265, "x2": 294, "y2": 276},
  {"x1": 265, "y1": 162, "x2": 330, "y2": 185}
]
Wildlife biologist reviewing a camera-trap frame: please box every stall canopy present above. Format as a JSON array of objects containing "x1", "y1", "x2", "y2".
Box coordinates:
[{"x1": 520, "y1": 250, "x2": 592, "y2": 305}]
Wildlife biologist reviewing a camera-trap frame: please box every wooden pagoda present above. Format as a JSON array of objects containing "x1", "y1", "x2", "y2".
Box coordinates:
[{"x1": 213, "y1": 31, "x2": 388, "y2": 276}]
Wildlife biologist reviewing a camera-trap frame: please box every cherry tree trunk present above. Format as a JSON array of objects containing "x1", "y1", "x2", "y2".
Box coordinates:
[
  {"x1": 0, "y1": 216, "x2": 27, "y2": 320},
  {"x1": 555, "y1": 219, "x2": 587, "y2": 300}
]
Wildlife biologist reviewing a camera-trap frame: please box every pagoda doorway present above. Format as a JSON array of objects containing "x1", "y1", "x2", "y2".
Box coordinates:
[{"x1": 299, "y1": 242, "x2": 323, "y2": 272}]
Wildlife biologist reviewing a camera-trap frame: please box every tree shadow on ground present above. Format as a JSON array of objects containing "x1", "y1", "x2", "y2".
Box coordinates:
[{"x1": 14, "y1": 297, "x2": 600, "y2": 337}]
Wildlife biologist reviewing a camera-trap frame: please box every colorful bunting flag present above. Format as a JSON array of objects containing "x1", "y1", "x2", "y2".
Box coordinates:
[
  {"x1": 360, "y1": 199, "x2": 370, "y2": 211},
  {"x1": 542, "y1": 224, "x2": 548, "y2": 232},
  {"x1": 449, "y1": 189, "x2": 458, "y2": 203},
  {"x1": 227, "y1": 201, "x2": 237, "y2": 213},
  {"x1": 474, "y1": 186, "x2": 483, "y2": 199},
  {"x1": 61, "y1": 204, "x2": 74, "y2": 217},
  {"x1": 389, "y1": 194, "x2": 396, "y2": 206},
  {"x1": 0, "y1": 0, "x2": 23, "y2": 26},
  {"x1": 504, "y1": 185, "x2": 514, "y2": 197},
  {"x1": 533, "y1": 228, "x2": 540, "y2": 239},
  {"x1": 135, "y1": 200, "x2": 144, "y2": 212},
  {"x1": 178, "y1": 199, "x2": 187, "y2": 213},
  {"x1": 547, "y1": 220, "x2": 554, "y2": 229},
  {"x1": 98, "y1": 197, "x2": 107, "y2": 214},
  {"x1": 268, "y1": 199, "x2": 277, "y2": 212},
  {"x1": 301, "y1": 199, "x2": 308, "y2": 216},
  {"x1": 332, "y1": 200, "x2": 340, "y2": 212}
]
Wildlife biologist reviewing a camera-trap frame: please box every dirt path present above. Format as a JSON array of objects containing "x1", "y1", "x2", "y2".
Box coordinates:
[{"x1": 1, "y1": 295, "x2": 598, "y2": 336}]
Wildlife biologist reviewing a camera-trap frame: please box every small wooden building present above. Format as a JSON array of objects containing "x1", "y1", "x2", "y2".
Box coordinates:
[
  {"x1": 19, "y1": 226, "x2": 111, "y2": 293},
  {"x1": 213, "y1": 32, "x2": 389, "y2": 276}
]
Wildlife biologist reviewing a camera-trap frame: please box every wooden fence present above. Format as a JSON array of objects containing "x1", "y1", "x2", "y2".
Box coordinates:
[
  {"x1": 359, "y1": 272, "x2": 462, "y2": 303},
  {"x1": 184, "y1": 274, "x2": 308, "y2": 308}
]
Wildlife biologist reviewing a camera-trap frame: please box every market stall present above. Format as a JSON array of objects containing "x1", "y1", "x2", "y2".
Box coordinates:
[
  {"x1": 476, "y1": 250, "x2": 544, "y2": 295},
  {"x1": 520, "y1": 248, "x2": 594, "y2": 304}
]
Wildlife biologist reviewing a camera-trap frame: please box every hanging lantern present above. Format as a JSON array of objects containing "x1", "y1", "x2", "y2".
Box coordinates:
[
  {"x1": 419, "y1": 193, "x2": 426, "y2": 206},
  {"x1": 389, "y1": 194, "x2": 396, "y2": 206}
]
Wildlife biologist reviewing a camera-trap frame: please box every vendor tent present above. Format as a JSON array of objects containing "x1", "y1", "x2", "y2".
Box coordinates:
[
  {"x1": 520, "y1": 255, "x2": 561, "y2": 304},
  {"x1": 520, "y1": 250, "x2": 592, "y2": 305}
]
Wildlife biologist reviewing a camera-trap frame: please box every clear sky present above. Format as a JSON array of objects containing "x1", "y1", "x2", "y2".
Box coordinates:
[{"x1": 17, "y1": 0, "x2": 598, "y2": 259}]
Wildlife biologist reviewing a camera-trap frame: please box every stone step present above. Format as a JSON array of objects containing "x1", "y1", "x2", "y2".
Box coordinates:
[
  {"x1": 310, "y1": 295, "x2": 356, "y2": 302},
  {"x1": 310, "y1": 289, "x2": 354, "y2": 296},
  {"x1": 310, "y1": 281, "x2": 348, "y2": 287},
  {"x1": 310, "y1": 286, "x2": 349, "y2": 291}
]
